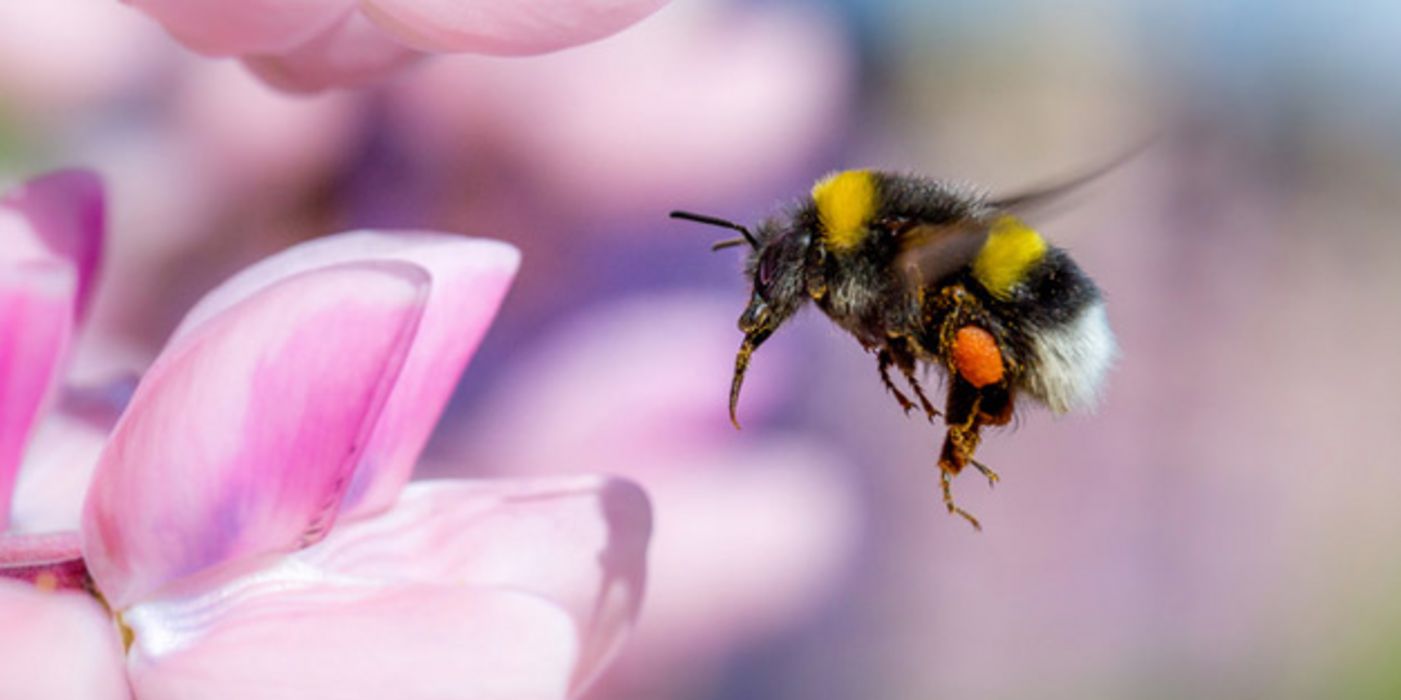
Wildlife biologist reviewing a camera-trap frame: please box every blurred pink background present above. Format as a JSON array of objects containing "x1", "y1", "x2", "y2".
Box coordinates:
[{"x1": 4, "y1": 0, "x2": 1401, "y2": 698}]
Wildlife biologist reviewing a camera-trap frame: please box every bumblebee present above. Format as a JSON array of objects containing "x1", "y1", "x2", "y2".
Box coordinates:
[{"x1": 672, "y1": 169, "x2": 1116, "y2": 529}]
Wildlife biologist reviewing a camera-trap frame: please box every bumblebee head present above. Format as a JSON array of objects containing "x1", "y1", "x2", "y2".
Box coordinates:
[
  {"x1": 670, "y1": 210, "x2": 812, "y2": 429},
  {"x1": 740, "y1": 221, "x2": 808, "y2": 333}
]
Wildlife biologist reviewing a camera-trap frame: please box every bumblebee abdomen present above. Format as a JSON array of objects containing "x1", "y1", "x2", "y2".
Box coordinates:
[{"x1": 995, "y1": 248, "x2": 1115, "y2": 413}]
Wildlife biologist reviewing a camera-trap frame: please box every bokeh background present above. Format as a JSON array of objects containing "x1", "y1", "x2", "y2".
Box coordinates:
[{"x1": 5, "y1": 0, "x2": 1401, "y2": 698}]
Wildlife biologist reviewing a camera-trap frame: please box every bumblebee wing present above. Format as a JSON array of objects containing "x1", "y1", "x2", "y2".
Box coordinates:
[
  {"x1": 895, "y1": 220, "x2": 991, "y2": 289},
  {"x1": 896, "y1": 146, "x2": 1143, "y2": 289},
  {"x1": 990, "y1": 143, "x2": 1147, "y2": 217}
]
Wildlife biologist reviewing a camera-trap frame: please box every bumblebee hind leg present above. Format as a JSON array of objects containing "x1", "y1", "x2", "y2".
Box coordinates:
[
  {"x1": 970, "y1": 458, "x2": 1000, "y2": 487},
  {"x1": 936, "y1": 374, "x2": 1018, "y2": 528},
  {"x1": 940, "y1": 468, "x2": 981, "y2": 531},
  {"x1": 940, "y1": 377, "x2": 1012, "y2": 489}
]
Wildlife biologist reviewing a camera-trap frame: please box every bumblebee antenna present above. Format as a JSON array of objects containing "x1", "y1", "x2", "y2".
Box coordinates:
[{"x1": 670, "y1": 210, "x2": 758, "y2": 249}]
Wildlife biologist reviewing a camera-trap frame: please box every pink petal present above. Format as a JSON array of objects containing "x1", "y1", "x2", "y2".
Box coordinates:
[
  {"x1": 82, "y1": 261, "x2": 429, "y2": 609},
  {"x1": 126, "y1": 581, "x2": 575, "y2": 700},
  {"x1": 0, "y1": 531, "x2": 86, "y2": 590},
  {"x1": 297, "y1": 475, "x2": 652, "y2": 693},
  {"x1": 243, "y1": 11, "x2": 423, "y2": 93},
  {"x1": 0, "y1": 263, "x2": 75, "y2": 527},
  {"x1": 361, "y1": 0, "x2": 670, "y2": 55},
  {"x1": 124, "y1": 0, "x2": 353, "y2": 56},
  {"x1": 0, "y1": 579, "x2": 129, "y2": 700},
  {"x1": 9, "y1": 412, "x2": 111, "y2": 533},
  {"x1": 0, "y1": 169, "x2": 104, "y2": 320},
  {"x1": 10, "y1": 376, "x2": 135, "y2": 533},
  {"x1": 173, "y1": 232, "x2": 519, "y2": 521}
]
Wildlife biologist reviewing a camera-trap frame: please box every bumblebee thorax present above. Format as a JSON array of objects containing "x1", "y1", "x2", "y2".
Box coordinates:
[{"x1": 811, "y1": 169, "x2": 878, "y2": 253}]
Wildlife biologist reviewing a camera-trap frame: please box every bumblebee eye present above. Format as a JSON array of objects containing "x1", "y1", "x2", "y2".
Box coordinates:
[{"x1": 757, "y1": 250, "x2": 777, "y2": 289}]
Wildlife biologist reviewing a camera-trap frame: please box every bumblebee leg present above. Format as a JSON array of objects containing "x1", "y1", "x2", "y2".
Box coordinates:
[
  {"x1": 933, "y1": 376, "x2": 984, "y2": 529},
  {"x1": 936, "y1": 377, "x2": 1005, "y2": 517},
  {"x1": 886, "y1": 338, "x2": 942, "y2": 422},
  {"x1": 876, "y1": 349, "x2": 917, "y2": 415},
  {"x1": 945, "y1": 325, "x2": 1015, "y2": 488},
  {"x1": 940, "y1": 468, "x2": 981, "y2": 531},
  {"x1": 966, "y1": 383, "x2": 1011, "y2": 488},
  {"x1": 902, "y1": 369, "x2": 941, "y2": 423},
  {"x1": 970, "y1": 459, "x2": 1000, "y2": 488},
  {"x1": 941, "y1": 376, "x2": 982, "y2": 452}
]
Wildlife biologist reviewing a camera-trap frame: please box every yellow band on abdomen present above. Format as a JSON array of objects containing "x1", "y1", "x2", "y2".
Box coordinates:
[{"x1": 972, "y1": 215, "x2": 1046, "y2": 299}]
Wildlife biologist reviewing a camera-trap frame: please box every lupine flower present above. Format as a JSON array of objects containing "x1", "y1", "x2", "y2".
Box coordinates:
[
  {"x1": 0, "y1": 170, "x2": 106, "y2": 532},
  {"x1": 123, "y1": 0, "x2": 671, "y2": 91},
  {"x1": 0, "y1": 171, "x2": 652, "y2": 697}
]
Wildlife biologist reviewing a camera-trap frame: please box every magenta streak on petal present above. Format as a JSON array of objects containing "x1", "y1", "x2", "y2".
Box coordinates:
[
  {"x1": 204, "y1": 301, "x2": 420, "y2": 554},
  {"x1": 0, "y1": 263, "x2": 75, "y2": 527},
  {"x1": 0, "y1": 170, "x2": 104, "y2": 321},
  {"x1": 0, "y1": 532, "x2": 89, "y2": 592},
  {"x1": 82, "y1": 261, "x2": 428, "y2": 609},
  {"x1": 165, "y1": 232, "x2": 520, "y2": 523},
  {"x1": 337, "y1": 266, "x2": 515, "y2": 519}
]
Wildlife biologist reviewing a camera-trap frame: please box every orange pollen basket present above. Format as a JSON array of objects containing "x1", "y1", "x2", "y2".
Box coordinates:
[{"x1": 952, "y1": 326, "x2": 1004, "y2": 388}]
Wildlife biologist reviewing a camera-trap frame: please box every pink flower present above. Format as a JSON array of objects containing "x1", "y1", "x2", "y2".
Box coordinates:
[
  {"x1": 123, "y1": 0, "x2": 671, "y2": 92},
  {"x1": 1, "y1": 171, "x2": 652, "y2": 697},
  {"x1": 0, "y1": 170, "x2": 105, "y2": 531}
]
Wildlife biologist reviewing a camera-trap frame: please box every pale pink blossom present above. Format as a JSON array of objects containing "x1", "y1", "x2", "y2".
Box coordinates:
[
  {"x1": 1, "y1": 175, "x2": 652, "y2": 696},
  {"x1": 124, "y1": 0, "x2": 672, "y2": 91},
  {"x1": 0, "y1": 576, "x2": 128, "y2": 698}
]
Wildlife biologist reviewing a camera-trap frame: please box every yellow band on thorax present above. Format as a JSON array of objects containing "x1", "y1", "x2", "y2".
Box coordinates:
[
  {"x1": 812, "y1": 170, "x2": 877, "y2": 252},
  {"x1": 972, "y1": 215, "x2": 1047, "y2": 299}
]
